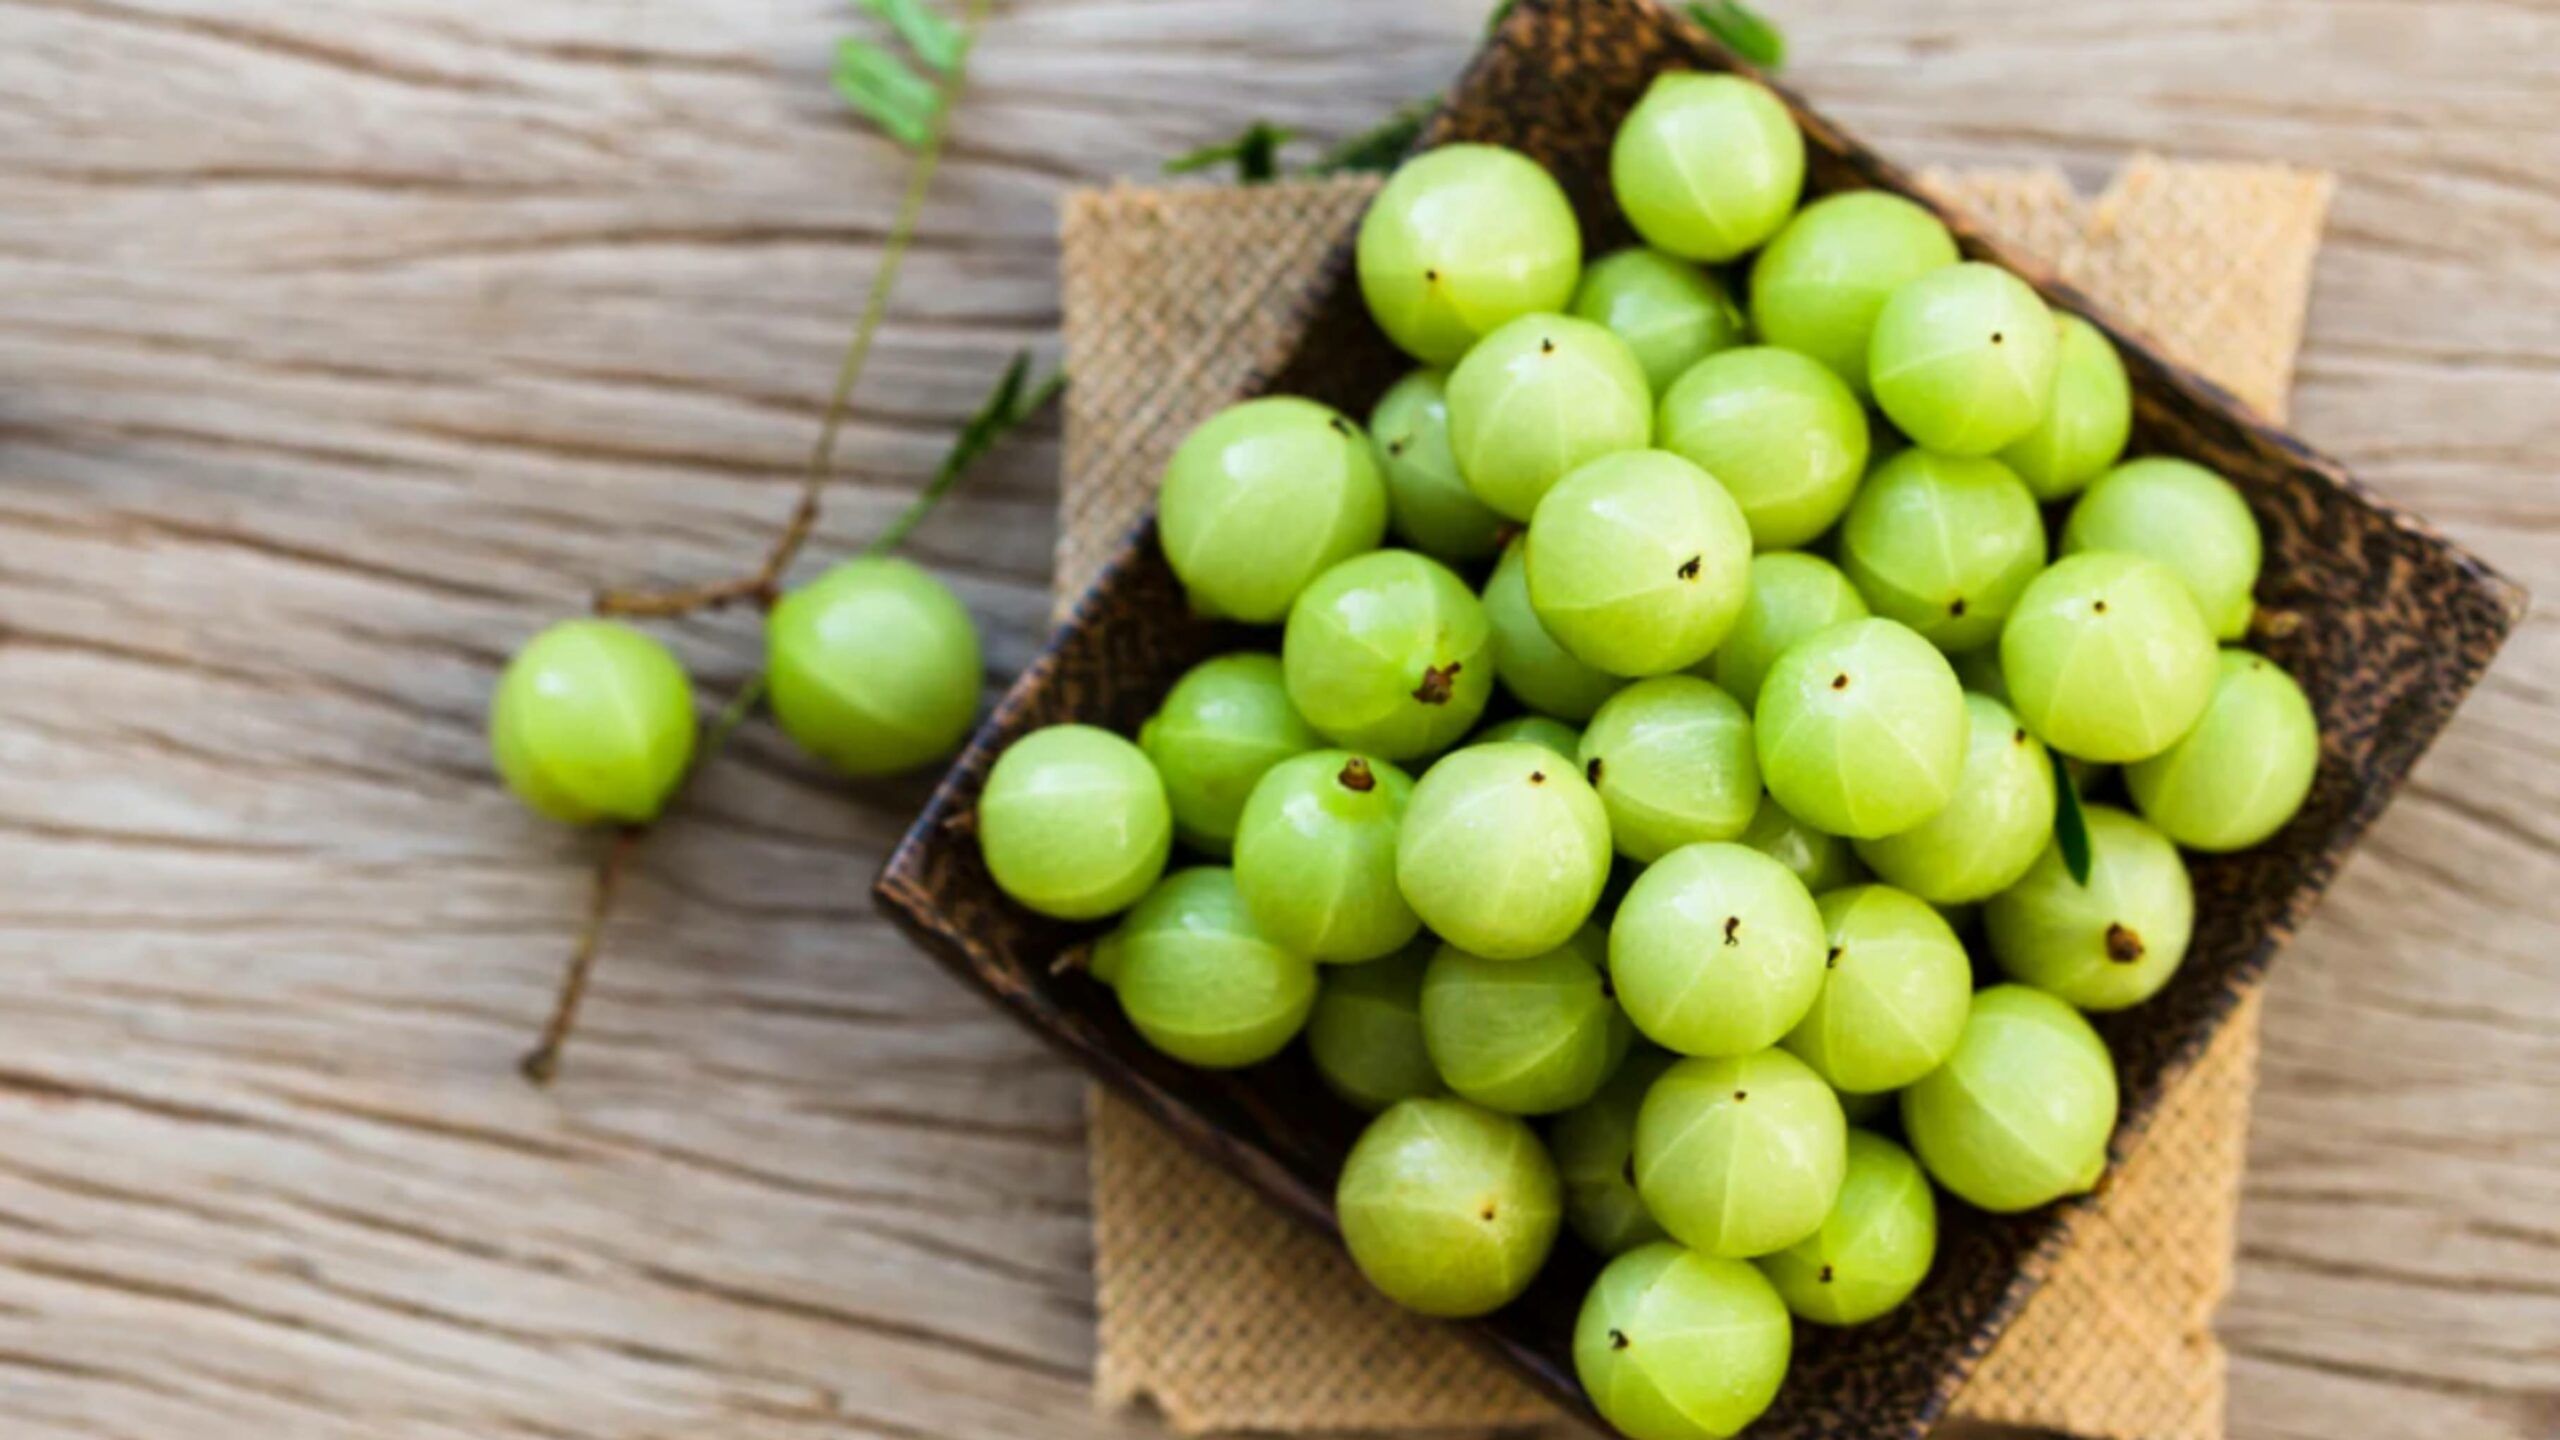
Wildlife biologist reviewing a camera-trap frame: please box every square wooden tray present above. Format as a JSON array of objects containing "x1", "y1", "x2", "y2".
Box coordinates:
[{"x1": 877, "y1": 1, "x2": 2526, "y2": 1434}]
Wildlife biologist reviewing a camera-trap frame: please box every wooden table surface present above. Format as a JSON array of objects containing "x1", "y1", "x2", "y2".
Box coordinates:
[{"x1": 1, "y1": 2, "x2": 2553, "y2": 1438}]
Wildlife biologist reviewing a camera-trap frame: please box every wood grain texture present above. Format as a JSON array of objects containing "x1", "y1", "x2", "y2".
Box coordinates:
[{"x1": 0, "y1": 3, "x2": 2550, "y2": 1440}]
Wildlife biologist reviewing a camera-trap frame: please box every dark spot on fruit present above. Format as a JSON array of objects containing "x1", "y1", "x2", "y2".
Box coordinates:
[
  {"x1": 1540, "y1": 337, "x2": 1556, "y2": 354},
  {"x1": 1529, "y1": 770, "x2": 1547, "y2": 785},
  {"x1": 1732, "y1": 1090, "x2": 1749, "y2": 1102},
  {"x1": 1338, "y1": 757, "x2": 1377, "y2": 793},
  {"x1": 2106, "y1": 922, "x2": 2146, "y2": 964},
  {"x1": 1991, "y1": 331, "x2": 2005, "y2": 344},
  {"x1": 2014, "y1": 727, "x2": 2029, "y2": 745},
  {"x1": 1608, "y1": 1328, "x2": 1630, "y2": 1351},
  {"x1": 1826, "y1": 945, "x2": 1843, "y2": 969},
  {"x1": 1949, "y1": 596, "x2": 1968, "y2": 617},
  {"x1": 1678, "y1": 555, "x2": 1703, "y2": 581},
  {"x1": 1723, "y1": 916, "x2": 1741, "y2": 945},
  {"x1": 1329, "y1": 416, "x2": 1353, "y2": 437},
  {"x1": 1479, "y1": 1203, "x2": 1498, "y2": 1221},
  {"x1": 1831, "y1": 672, "x2": 1851, "y2": 691},
  {"x1": 1819, "y1": 1264, "x2": 1836, "y2": 1284},
  {"x1": 1413, "y1": 662, "x2": 1462, "y2": 705},
  {"x1": 2093, "y1": 599, "x2": 2110, "y2": 615},
  {"x1": 1586, "y1": 757, "x2": 1604, "y2": 785},
  {"x1": 1388, "y1": 438, "x2": 1408, "y2": 456},
  {"x1": 1425, "y1": 268, "x2": 1441, "y2": 283}
]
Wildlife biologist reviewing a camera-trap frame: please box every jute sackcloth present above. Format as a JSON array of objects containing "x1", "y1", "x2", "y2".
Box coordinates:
[{"x1": 1055, "y1": 157, "x2": 2334, "y2": 1440}]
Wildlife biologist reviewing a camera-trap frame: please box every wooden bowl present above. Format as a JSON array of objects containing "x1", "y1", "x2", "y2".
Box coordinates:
[{"x1": 877, "y1": 1, "x2": 2526, "y2": 1434}]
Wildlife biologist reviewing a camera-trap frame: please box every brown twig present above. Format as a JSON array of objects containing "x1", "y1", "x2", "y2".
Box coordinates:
[
  {"x1": 593, "y1": 0, "x2": 992, "y2": 621},
  {"x1": 520, "y1": 826, "x2": 646, "y2": 1086}
]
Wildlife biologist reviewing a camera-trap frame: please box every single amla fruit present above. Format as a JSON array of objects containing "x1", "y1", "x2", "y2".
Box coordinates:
[
  {"x1": 2126, "y1": 648, "x2": 2321, "y2": 852},
  {"x1": 1755, "y1": 1129, "x2": 1939, "y2": 1326},
  {"x1": 1781, "y1": 885, "x2": 1973, "y2": 1095},
  {"x1": 1610, "y1": 72, "x2": 1805, "y2": 262},
  {"x1": 977, "y1": 724, "x2": 1171, "y2": 921},
  {"x1": 1634, "y1": 1048, "x2": 1847, "y2": 1259},
  {"x1": 1999, "y1": 551, "x2": 2218, "y2": 764},
  {"x1": 1093, "y1": 867, "x2": 1316, "y2": 1070},
  {"x1": 1356, "y1": 144, "x2": 1584, "y2": 366},
  {"x1": 1422, "y1": 927, "x2": 1632, "y2": 1116},
  {"x1": 1139, "y1": 652, "x2": 1321, "y2": 856},
  {"x1": 1901, "y1": 984, "x2": 2118, "y2": 1213},
  {"x1": 2061, "y1": 456, "x2": 2263, "y2": 641},
  {"x1": 765, "y1": 557, "x2": 982, "y2": 779},
  {"x1": 1986, "y1": 804, "x2": 2194, "y2": 1012},
  {"x1": 1396, "y1": 741, "x2": 1612, "y2": 961},
  {"x1": 1336, "y1": 1097, "x2": 1561, "y2": 1317},
  {"x1": 1158, "y1": 396, "x2": 1387, "y2": 624},
  {"x1": 1574, "y1": 1242, "x2": 1792, "y2": 1440},
  {"x1": 1306, "y1": 941, "x2": 1442, "y2": 1113},
  {"x1": 490, "y1": 619, "x2": 697, "y2": 826}
]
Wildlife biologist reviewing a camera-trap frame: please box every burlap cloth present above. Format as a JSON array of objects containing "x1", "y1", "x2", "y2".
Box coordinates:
[{"x1": 1055, "y1": 157, "x2": 2333, "y2": 1440}]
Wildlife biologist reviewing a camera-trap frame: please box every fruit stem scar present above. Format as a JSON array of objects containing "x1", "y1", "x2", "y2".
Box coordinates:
[
  {"x1": 1338, "y1": 757, "x2": 1377, "y2": 793},
  {"x1": 1412, "y1": 662, "x2": 1462, "y2": 705},
  {"x1": 2014, "y1": 727, "x2": 2029, "y2": 745},
  {"x1": 1424, "y1": 268, "x2": 1441, "y2": 282},
  {"x1": 1586, "y1": 757, "x2": 1604, "y2": 785},
  {"x1": 1826, "y1": 945, "x2": 1843, "y2": 968},
  {"x1": 1831, "y1": 672, "x2": 1850, "y2": 691},
  {"x1": 1608, "y1": 1328, "x2": 1630, "y2": 1351},
  {"x1": 1722, "y1": 916, "x2": 1741, "y2": 945},
  {"x1": 1540, "y1": 337, "x2": 1556, "y2": 354},
  {"x1": 1948, "y1": 596, "x2": 1967, "y2": 616},
  {"x1": 1990, "y1": 331, "x2": 2005, "y2": 344},
  {"x1": 1732, "y1": 1089, "x2": 1748, "y2": 1102},
  {"x1": 1678, "y1": 554, "x2": 1703, "y2": 580},
  {"x1": 2093, "y1": 599, "x2": 2109, "y2": 614},
  {"x1": 1528, "y1": 769, "x2": 1547, "y2": 785},
  {"x1": 1819, "y1": 1264, "x2": 1835, "y2": 1283},
  {"x1": 1479, "y1": 1202, "x2": 1498, "y2": 1221},
  {"x1": 2105, "y1": 922, "x2": 2145, "y2": 963},
  {"x1": 1328, "y1": 415, "x2": 1353, "y2": 436}
]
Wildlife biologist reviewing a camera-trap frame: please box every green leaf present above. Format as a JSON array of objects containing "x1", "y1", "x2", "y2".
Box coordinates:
[
  {"x1": 1165, "y1": 121, "x2": 1298, "y2": 184},
  {"x1": 2050, "y1": 747, "x2": 2094, "y2": 887},
  {"x1": 865, "y1": 350, "x2": 1066, "y2": 558},
  {"x1": 1311, "y1": 98, "x2": 1436, "y2": 175},
  {"x1": 835, "y1": 38, "x2": 939, "y2": 147},
  {"x1": 1686, "y1": 0, "x2": 1787, "y2": 69},
  {"x1": 860, "y1": 0, "x2": 966, "y2": 73}
]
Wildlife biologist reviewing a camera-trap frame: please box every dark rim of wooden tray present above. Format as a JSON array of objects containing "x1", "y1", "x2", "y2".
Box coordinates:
[{"x1": 875, "y1": 1, "x2": 2528, "y2": 1436}]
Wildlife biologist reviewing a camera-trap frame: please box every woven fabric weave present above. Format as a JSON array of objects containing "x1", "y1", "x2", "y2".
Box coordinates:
[{"x1": 1058, "y1": 158, "x2": 2332, "y2": 1440}]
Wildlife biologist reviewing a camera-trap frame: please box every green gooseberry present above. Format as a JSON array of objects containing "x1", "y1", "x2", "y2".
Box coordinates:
[
  {"x1": 1574, "y1": 1243, "x2": 1792, "y2": 1440},
  {"x1": 1781, "y1": 885, "x2": 1972, "y2": 1094},
  {"x1": 2061, "y1": 457, "x2": 2263, "y2": 640},
  {"x1": 1839, "y1": 449, "x2": 2048, "y2": 654},
  {"x1": 1610, "y1": 72, "x2": 1805, "y2": 262},
  {"x1": 1525, "y1": 449, "x2": 1754, "y2": 678},
  {"x1": 1356, "y1": 144, "x2": 1584, "y2": 366},
  {"x1": 1578, "y1": 676, "x2": 1760, "y2": 863},
  {"x1": 1421, "y1": 928, "x2": 1632, "y2": 1115},
  {"x1": 1755, "y1": 617, "x2": 1969, "y2": 839},
  {"x1": 1901, "y1": 984, "x2": 2118, "y2": 1212},
  {"x1": 764, "y1": 557, "x2": 981, "y2": 779},
  {"x1": 490, "y1": 619, "x2": 697, "y2": 825},
  {"x1": 1552, "y1": 1049, "x2": 1676, "y2": 1255},
  {"x1": 978, "y1": 723, "x2": 1172, "y2": 920},
  {"x1": 1159, "y1": 396, "x2": 1388, "y2": 623},
  {"x1": 1748, "y1": 190, "x2": 1961, "y2": 399},
  {"x1": 1986, "y1": 803, "x2": 2194, "y2": 1012},
  {"x1": 1710, "y1": 552, "x2": 1871, "y2": 713},
  {"x1": 2127, "y1": 649, "x2": 2321, "y2": 852},
  {"x1": 1140, "y1": 652, "x2": 1321, "y2": 855},
  {"x1": 1869, "y1": 262, "x2": 2060, "y2": 457},
  {"x1": 1447, "y1": 312, "x2": 1656, "y2": 521},
  {"x1": 1397, "y1": 742, "x2": 1613, "y2": 961},
  {"x1": 1282, "y1": 550, "x2": 1494, "y2": 761},
  {"x1": 1854, "y1": 692, "x2": 2058, "y2": 904},
  {"x1": 1307, "y1": 942, "x2": 1442, "y2": 1113},
  {"x1": 2000, "y1": 314, "x2": 2132, "y2": 501},
  {"x1": 1655, "y1": 345, "x2": 1870, "y2": 550},
  {"x1": 1097, "y1": 867, "x2": 1316, "y2": 1069},
  {"x1": 1370, "y1": 368, "x2": 1508, "y2": 563},
  {"x1": 1634, "y1": 1048, "x2": 1847, "y2": 1257},
  {"x1": 1336, "y1": 1097, "x2": 1562, "y2": 1317},
  {"x1": 1756, "y1": 1129, "x2": 1938, "y2": 1326},
  {"x1": 1999, "y1": 552, "x2": 2218, "y2": 763},
  {"x1": 1232, "y1": 749, "x2": 1420, "y2": 963},
  {"x1": 1571, "y1": 247, "x2": 1747, "y2": 393},
  {"x1": 1484, "y1": 537, "x2": 1627, "y2": 722},
  {"x1": 1610, "y1": 843, "x2": 1827, "y2": 1057}
]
